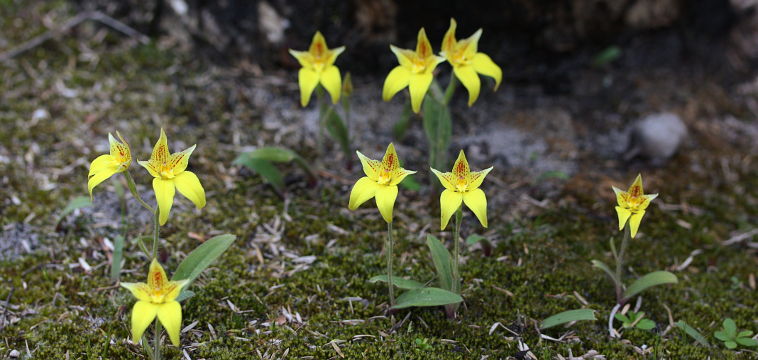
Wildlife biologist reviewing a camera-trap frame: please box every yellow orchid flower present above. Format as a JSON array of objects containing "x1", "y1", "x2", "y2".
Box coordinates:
[
  {"x1": 612, "y1": 174, "x2": 658, "y2": 238},
  {"x1": 432, "y1": 150, "x2": 493, "y2": 230},
  {"x1": 383, "y1": 28, "x2": 445, "y2": 113},
  {"x1": 440, "y1": 18, "x2": 502, "y2": 106},
  {"x1": 289, "y1": 31, "x2": 345, "y2": 107},
  {"x1": 138, "y1": 129, "x2": 206, "y2": 226},
  {"x1": 348, "y1": 143, "x2": 416, "y2": 223},
  {"x1": 121, "y1": 259, "x2": 188, "y2": 346},
  {"x1": 88, "y1": 132, "x2": 131, "y2": 197}
]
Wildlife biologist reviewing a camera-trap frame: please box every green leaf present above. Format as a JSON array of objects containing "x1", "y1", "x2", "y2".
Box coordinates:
[
  {"x1": 623, "y1": 271, "x2": 678, "y2": 300},
  {"x1": 398, "y1": 174, "x2": 421, "y2": 191},
  {"x1": 614, "y1": 313, "x2": 630, "y2": 324},
  {"x1": 175, "y1": 289, "x2": 196, "y2": 302},
  {"x1": 465, "y1": 235, "x2": 486, "y2": 246},
  {"x1": 591, "y1": 259, "x2": 620, "y2": 287},
  {"x1": 234, "y1": 156, "x2": 284, "y2": 191},
  {"x1": 738, "y1": 330, "x2": 754, "y2": 337},
  {"x1": 537, "y1": 170, "x2": 569, "y2": 181},
  {"x1": 391, "y1": 287, "x2": 463, "y2": 309},
  {"x1": 714, "y1": 330, "x2": 730, "y2": 341},
  {"x1": 676, "y1": 321, "x2": 710, "y2": 347},
  {"x1": 593, "y1": 46, "x2": 622, "y2": 66},
  {"x1": 393, "y1": 103, "x2": 413, "y2": 140},
  {"x1": 723, "y1": 318, "x2": 737, "y2": 338},
  {"x1": 368, "y1": 275, "x2": 424, "y2": 290},
  {"x1": 426, "y1": 235, "x2": 453, "y2": 291},
  {"x1": 735, "y1": 337, "x2": 758, "y2": 347},
  {"x1": 540, "y1": 309, "x2": 597, "y2": 330},
  {"x1": 109, "y1": 235, "x2": 124, "y2": 281},
  {"x1": 421, "y1": 92, "x2": 451, "y2": 170},
  {"x1": 60, "y1": 196, "x2": 92, "y2": 219},
  {"x1": 172, "y1": 234, "x2": 235, "y2": 287},
  {"x1": 239, "y1": 147, "x2": 299, "y2": 163},
  {"x1": 725, "y1": 341, "x2": 737, "y2": 349},
  {"x1": 636, "y1": 319, "x2": 656, "y2": 330},
  {"x1": 325, "y1": 108, "x2": 350, "y2": 157}
]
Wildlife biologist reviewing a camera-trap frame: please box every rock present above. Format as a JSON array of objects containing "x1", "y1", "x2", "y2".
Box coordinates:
[
  {"x1": 9, "y1": 350, "x2": 20, "y2": 358},
  {"x1": 625, "y1": 113, "x2": 687, "y2": 164}
]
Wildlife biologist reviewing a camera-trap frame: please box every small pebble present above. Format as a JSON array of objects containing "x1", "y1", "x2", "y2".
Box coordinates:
[
  {"x1": 9, "y1": 350, "x2": 20, "y2": 358},
  {"x1": 626, "y1": 112, "x2": 687, "y2": 164}
]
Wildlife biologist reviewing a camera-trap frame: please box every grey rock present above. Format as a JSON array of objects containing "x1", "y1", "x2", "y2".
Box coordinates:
[{"x1": 626, "y1": 113, "x2": 687, "y2": 164}]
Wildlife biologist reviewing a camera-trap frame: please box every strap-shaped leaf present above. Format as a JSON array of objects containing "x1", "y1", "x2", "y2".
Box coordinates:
[
  {"x1": 676, "y1": 321, "x2": 710, "y2": 347},
  {"x1": 325, "y1": 109, "x2": 350, "y2": 157},
  {"x1": 540, "y1": 309, "x2": 596, "y2": 329},
  {"x1": 591, "y1": 259, "x2": 620, "y2": 287},
  {"x1": 172, "y1": 234, "x2": 235, "y2": 287},
  {"x1": 426, "y1": 235, "x2": 453, "y2": 291},
  {"x1": 368, "y1": 275, "x2": 424, "y2": 290},
  {"x1": 234, "y1": 156, "x2": 284, "y2": 191},
  {"x1": 391, "y1": 287, "x2": 463, "y2": 309},
  {"x1": 623, "y1": 271, "x2": 678, "y2": 300}
]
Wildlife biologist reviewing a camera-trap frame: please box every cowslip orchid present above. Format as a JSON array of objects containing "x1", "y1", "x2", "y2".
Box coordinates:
[
  {"x1": 139, "y1": 129, "x2": 206, "y2": 226},
  {"x1": 383, "y1": 28, "x2": 445, "y2": 113},
  {"x1": 88, "y1": 132, "x2": 131, "y2": 197},
  {"x1": 440, "y1": 18, "x2": 502, "y2": 106},
  {"x1": 289, "y1": 31, "x2": 345, "y2": 107},
  {"x1": 121, "y1": 259, "x2": 187, "y2": 346},
  {"x1": 349, "y1": 143, "x2": 416, "y2": 224},
  {"x1": 431, "y1": 150, "x2": 492, "y2": 230},
  {"x1": 612, "y1": 174, "x2": 658, "y2": 238}
]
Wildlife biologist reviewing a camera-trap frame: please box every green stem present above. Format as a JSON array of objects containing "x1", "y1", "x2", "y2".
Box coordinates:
[
  {"x1": 153, "y1": 319, "x2": 162, "y2": 360},
  {"x1": 614, "y1": 225, "x2": 631, "y2": 304},
  {"x1": 386, "y1": 221, "x2": 395, "y2": 308},
  {"x1": 316, "y1": 86, "x2": 327, "y2": 154},
  {"x1": 123, "y1": 171, "x2": 154, "y2": 213},
  {"x1": 443, "y1": 75, "x2": 458, "y2": 105},
  {"x1": 452, "y1": 207, "x2": 463, "y2": 294},
  {"x1": 152, "y1": 209, "x2": 160, "y2": 260}
]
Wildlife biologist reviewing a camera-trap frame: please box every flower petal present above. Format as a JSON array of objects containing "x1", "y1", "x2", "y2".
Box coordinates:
[
  {"x1": 174, "y1": 171, "x2": 206, "y2": 209},
  {"x1": 88, "y1": 162, "x2": 120, "y2": 197},
  {"x1": 440, "y1": 189, "x2": 463, "y2": 230},
  {"x1": 416, "y1": 28, "x2": 434, "y2": 58},
  {"x1": 375, "y1": 185, "x2": 398, "y2": 223},
  {"x1": 89, "y1": 154, "x2": 117, "y2": 177},
  {"x1": 389, "y1": 167, "x2": 417, "y2": 186},
  {"x1": 168, "y1": 144, "x2": 196, "y2": 175},
  {"x1": 431, "y1": 168, "x2": 456, "y2": 191},
  {"x1": 165, "y1": 279, "x2": 189, "y2": 302},
  {"x1": 458, "y1": 29, "x2": 482, "y2": 58},
  {"x1": 327, "y1": 46, "x2": 346, "y2": 67},
  {"x1": 120, "y1": 282, "x2": 151, "y2": 302},
  {"x1": 148, "y1": 258, "x2": 169, "y2": 289},
  {"x1": 138, "y1": 160, "x2": 160, "y2": 178},
  {"x1": 390, "y1": 44, "x2": 415, "y2": 68},
  {"x1": 131, "y1": 300, "x2": 159, "y2": 344},
  {"x1": 157, "y1": 301, "x2": 182, "y2": 346},
  {"x1": 612, "y1": 186, "x2": 627, "y2": 207},
  {"x1": 297, "y1": 67, "x2": 319, "y2": 107},
  {"x1": 309, "y1": 31, "x2": 329, "y2": 57},
  {"x1": 356, "y1": 151, "x2": 381, "y2": 181},
  {"x1": 109, "y1": 132, "x2": 131, "y2": 166},
  {"x1": 382, "y1": 143, "x2": 400, "y2": 173},
  {"x1": 150, "y1": 128, "x2": 170, "y2": 166},
  {"x1": 454, "y1": 65, "x2": 481, "y2": 106},
  {"x1": 382, "y1": 66, "x2": 410, "y2": 102},
  {"x1": 408, "y1": 73, "x2": 433, "y2": 113},
  {"x1": 463, "y1": 188, "x2": 488, "y2": 228},
  {"x1": 441, "y1": 18, "x2": 458, "y2": 56},
  {"x1": 153, "y1": 178, "x2": 176, "y2": 226},
  {"x1": 467, "y1": 166, "x2": 493, "y2": 190},
  {"x1": 615, "y1": 206, "x2": 631, "y2": 231},
  {"x1": 288, "y1": 49, "x2": 313, "y2": 68},
  {"x1": 629, "y1": 210, "x2": 645, "y2": 238},
  {"x1": 452, "y1": 150, "x2": 470, "y2": 178},
  {"x1": 627, "y1": 174, "x2": 644, "y2": 197},
  {"x1": 639, "y1": 193, "x2": 658, "y2": 211},
  {"x1": 348, "y1": 176, "x2": 379, "y2": 210},
  {"x1": 319, "y1": 65, "x2": 342, "y2": 104},
  {"x1": 471, "y1": 53, "x2": 502, "y2": 90}
]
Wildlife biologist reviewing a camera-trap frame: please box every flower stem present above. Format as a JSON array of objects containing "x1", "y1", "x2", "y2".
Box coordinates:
[
  {"x1": 153, "y1": 319, "x2": 162, "y2": 360},
  {"x1": 443, "y1": 75, "x2": 458, "y2": 105},
  {"x1": 386, "y1": 221, "x2": 395, "y2": 309},
  {"x1": 614, "y1": 225, "x2": 631, "y2": 304},
  {"x1": 316, "y1": 86, "x2": 327, "y2": 154},
  {"x1": 123, "y1": 171, "x2": 155, "y2": 213},
  {"x1": 452, "y1": 207, "x2": 463, "y2": 294},
  {"x1": 152, "y1": 209, "x2": 160, "y2": 260}
]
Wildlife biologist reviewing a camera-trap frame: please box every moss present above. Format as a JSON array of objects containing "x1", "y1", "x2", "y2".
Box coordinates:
[{"x1": 1, "y1": 2, "x2": 757, "y2": 358}]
